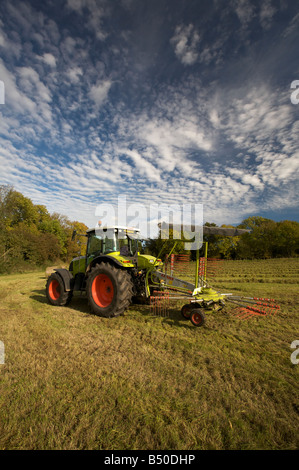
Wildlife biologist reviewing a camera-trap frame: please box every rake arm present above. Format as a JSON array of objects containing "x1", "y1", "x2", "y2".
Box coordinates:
[{"x1": 225, "y1": 295, "x2": 280, "y2": 317}]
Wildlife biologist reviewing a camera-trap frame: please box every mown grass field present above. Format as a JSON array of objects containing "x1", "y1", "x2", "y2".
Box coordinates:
[{"x1": 0, "y1": 258, "x2": 298, "y2": 450}]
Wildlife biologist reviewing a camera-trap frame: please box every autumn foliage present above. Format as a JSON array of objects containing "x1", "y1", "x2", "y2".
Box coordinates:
[{"x1": 0, "y1": 185, "x2": 88, "y2": 273}]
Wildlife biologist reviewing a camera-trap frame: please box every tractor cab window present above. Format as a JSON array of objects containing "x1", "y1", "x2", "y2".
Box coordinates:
[
  {"x1": 128, "y1": 237, "x2": 140, "y2": 255},
  {"x1": 118, "y1": 229, "x2": 140, "y2": 256},
  {"x1": 126, "y1": 232, "x2": 143, "y2": 255},
  {"x1": 87, "y1": 231, "x2": 118, "y2": 256},
  {"x1": 88, "y1": 234, "x2": 103, "y2": 255},
  {"x1": 103, "y1": 235, "x2": 117, "y2": 254},
  {"x1": 119, "y1": 238, "x2": 130, "y2": 256}
]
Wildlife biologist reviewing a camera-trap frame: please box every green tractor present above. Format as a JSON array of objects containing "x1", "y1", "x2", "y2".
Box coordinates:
[{"x1": 46, "y1": 225, "x2": 162, "y2": 317}]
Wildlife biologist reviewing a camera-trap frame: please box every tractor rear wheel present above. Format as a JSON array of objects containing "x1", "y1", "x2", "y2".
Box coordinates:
[
  {"x1": 87, "y1": 262, "x2": 133, "y2": 318},
  {"x1": 46, "y1": 272, "x2": 73, "y2": 306}
]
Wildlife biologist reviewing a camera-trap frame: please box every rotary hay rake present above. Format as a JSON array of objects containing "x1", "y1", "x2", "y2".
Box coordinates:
[{"x1": 149, "y1": 223, "x2": 281, "y2": 326}]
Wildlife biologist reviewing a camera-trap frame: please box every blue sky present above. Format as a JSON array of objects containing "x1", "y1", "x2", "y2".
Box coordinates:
[{"x1": 0, "y1": 0, "x2": 298, "y2": 230}]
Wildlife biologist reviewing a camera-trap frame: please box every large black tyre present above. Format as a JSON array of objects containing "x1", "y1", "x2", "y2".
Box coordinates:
[
  {"x1": 46, "y1": 272, "x2": 73, "y2": 306},
  {"x1": 87, "y1": 262, "x2": 133, "y2": 318}
]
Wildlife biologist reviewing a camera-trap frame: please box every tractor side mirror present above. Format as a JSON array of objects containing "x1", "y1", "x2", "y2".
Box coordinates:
[{"x1": 71, "y1": 230, "x2": 77, "y2": 241}]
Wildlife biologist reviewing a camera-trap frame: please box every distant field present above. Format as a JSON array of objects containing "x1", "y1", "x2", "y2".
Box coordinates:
[{"x1": 0, "y1": 258, "x2": 298, "y2": 450}]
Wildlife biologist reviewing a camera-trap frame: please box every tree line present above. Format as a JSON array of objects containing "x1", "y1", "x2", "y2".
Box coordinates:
[
  {"x1": 0, "y1": 185, "x2": 298, "y2": 274},
  {"x1": 144, "y1": 218, "x2": 299, "y2": 260},
  {"x1": 0, "y1": 186, "x2": 87, "y2": 274}
]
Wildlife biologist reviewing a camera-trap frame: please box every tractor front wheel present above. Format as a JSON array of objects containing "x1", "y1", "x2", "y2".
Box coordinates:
[
  {"x1": 87, "y1": 262, "x2": 133, "y2": 318},
  {"x1": 46, "y1": 272, "x2": 73, "y2": 306}
]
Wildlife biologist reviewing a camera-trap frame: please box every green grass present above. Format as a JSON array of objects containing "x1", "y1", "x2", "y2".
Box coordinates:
[{"x1": 0, "y1": 259, "x2": 298, "y2": 449}]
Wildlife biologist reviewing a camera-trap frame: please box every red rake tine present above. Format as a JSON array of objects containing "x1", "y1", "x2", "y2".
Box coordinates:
[
  {"x1": 236, "y1": 309, "x2": 253, "y2": 320},
  {"x1": 150, "y1": 290, "x2": 170, "y2": 317}
]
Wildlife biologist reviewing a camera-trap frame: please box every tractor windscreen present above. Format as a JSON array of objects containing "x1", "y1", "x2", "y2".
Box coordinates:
[
  {"x1": 88, "y1": 229, "x2": 142, "y2": 256},
  {"x1": 88, "y1": 231, "x2": 118, "y2": 255}
]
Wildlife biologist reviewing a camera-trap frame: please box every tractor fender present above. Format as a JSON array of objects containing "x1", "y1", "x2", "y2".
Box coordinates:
[
  {"x1": 87, "y1": 255, "x2": 129, "y2": 273},
  {"x1": 54, "y1": 268, "x2": 74, "y2": 291}
]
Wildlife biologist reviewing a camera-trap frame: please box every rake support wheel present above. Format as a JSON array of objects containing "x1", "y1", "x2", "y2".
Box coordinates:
[
  {"x1": 190, "y1": 309, "x2": 206, "y2": 327},
  {"x1": 87, "y1": 262, "x2": 133, "y2": 318},
  {"x1": 181, "y1": 303, "x2": 193, "y2": 319}
]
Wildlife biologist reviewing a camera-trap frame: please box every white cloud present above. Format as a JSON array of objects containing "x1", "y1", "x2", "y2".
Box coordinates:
[
  {"x1": 114, "y1": 83, "x2": 213, "y2": 177},
  {"x1": 67, "y1": 66, "x2": 83, "y2": 84},
  {"x1": 213, "y1": 82, "x2": 299, "y2": 207},
  {"x1": 220, "y1": 85, "x2": 294, "y2": 145},
  {"x1": 170, "y1": 24, "x2": 200, "y2": 66},
  {"x1": 138, "y1": 117, "x2": 211, "y2": 170},
  {"x1": 120, "y1": 148, "x2": 161, "y2": 182},
  {"x1": 17, "y1": 66, "x2": 52, "y2": 103},
  {"x1": 229, "y1": 168, "x2": 264, "y2": 189},
  {"x1": 41, "y1": 53, "x2": 56, "y2": 68},
  {"x1": 256, "y1": 152, "x2": 299, "y2": 185},
  {"x1": 0, "y1": 59, "x2": 36, "y2": 113},
  {"x1": 89, "y1": 80, "x2": 112, "y2": 108}
]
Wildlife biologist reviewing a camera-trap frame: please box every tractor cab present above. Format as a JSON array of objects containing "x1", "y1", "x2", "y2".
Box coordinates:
[
  {"x1": 86, "y1": 226, "x2": 142, "y2": 259},
  {"x1": 86, "y1": 225, "x2": 162, "y2": 271}
]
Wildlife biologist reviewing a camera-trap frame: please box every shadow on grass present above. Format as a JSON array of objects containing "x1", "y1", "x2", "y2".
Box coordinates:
[
  {"x1": 30, "y1": 289, "x2": 91, "y2": 314},
  {"x1": 30, "y1": 289, "x2": 201, "y2": 330},
  {"x1": 30, "y1": 289, "x2": 48, "y2": 304},
  {"x1": 133, "y1": 303, "x2": 200, "y2": 331}
]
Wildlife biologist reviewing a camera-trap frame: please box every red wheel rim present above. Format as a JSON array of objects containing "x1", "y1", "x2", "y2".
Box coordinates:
[
  {"x1": 49, "y1": 279, "x2": 61, "y2": 300},
  {"x1": 192, "y1": 312, "x2": 203, "y2": 325},
  {"x1": 92, "y1": 274, "x2": 114, "y2": 307}
]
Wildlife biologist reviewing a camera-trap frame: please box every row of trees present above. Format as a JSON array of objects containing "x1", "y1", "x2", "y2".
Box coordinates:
[
  {"x1": 0, "y1": 186, "x2": 87, "y2": 273},
  {"x1": 145, "y1": 217, "x2": 299, "y2": 260},
  {"x1": 1, "y1": 185, "x2": 298, "y2": 273}
]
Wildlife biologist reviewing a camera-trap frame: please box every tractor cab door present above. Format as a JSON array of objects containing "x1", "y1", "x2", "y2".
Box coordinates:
[
  {"x1": 87, "y1": 229, "x2": 118, "y2": 258},
  {"x1": 87, "y1": 233, "x2": 103, "y2": 258}
]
